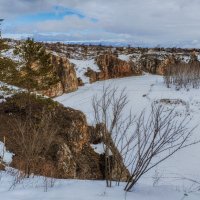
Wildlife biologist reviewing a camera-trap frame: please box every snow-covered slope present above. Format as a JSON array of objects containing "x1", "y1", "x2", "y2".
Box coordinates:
[
  {"x1": 0, "y1": 142, "x2": 13, "y2": 164},
  {"x1": 0, "y1": 171, "x2": 199, "y2": 200},
  {"x1": 1, "y1": 49, "x2": 22, "y2": 62},
  {"x1": 55, "y1": 74, "x2": 200, "y2": 196},
  {"x1": 1, "y1": 75, "x2": 200, "y2": 199},
  {"x1": 69, "y1": 58, "x2": 100, "y2": 84}
]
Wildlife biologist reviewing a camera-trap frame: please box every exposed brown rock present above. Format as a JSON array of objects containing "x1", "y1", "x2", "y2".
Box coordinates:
[
  {"x1": 85, "y1": 53, "x2": 142, "y2": 83},
  {"x1": 0, "y1": 162, "x2": 5, "y2": 170},
  {"x1": 38, "y1": 55, "x2": 78, "y2": 97},
  {"x1": 96, "y1": 53, "x2": 142, "y2": 78},
  {"x1": 89, "y1": 123, "x2": 130, "y2": 181},
  {"x1": 85, "y1": 67, "x2": 100, "y2": 83},
  {"x1": 78, "y1": 77, "x2": 84, "y2": 86},
  {"x1": 0, "y1": 93, "x2": 129, "y2": 180},
  {"x1": 40, "y1": 82, "x2": 64, "y2": 97},
  {"x1": 88, "y1": 124, "x2": 103, "y2": 144},
  {"x1": 138, "y1": 54, "x2": 176, "y2": 75}
]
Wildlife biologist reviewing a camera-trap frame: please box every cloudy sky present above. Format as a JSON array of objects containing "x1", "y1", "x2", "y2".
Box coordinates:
[{"x1": 1, "y1": 0, "x2": 200, "y2": 47}]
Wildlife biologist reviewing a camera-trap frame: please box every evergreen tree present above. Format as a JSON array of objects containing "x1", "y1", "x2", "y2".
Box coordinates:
[
  {"x1": 14, "y1": 38, "x2": 59, "y2": 91},
  {"x1": 0, "y1": 57, "x2": 19, "y2": 84}
]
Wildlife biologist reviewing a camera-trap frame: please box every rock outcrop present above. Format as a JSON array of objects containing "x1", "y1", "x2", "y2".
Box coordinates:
[
  {"x1": 137, "y1": 53, "x2": 176, "y2": 75},
  {"x1": 4, "y1": 40, "x2": 200, "y2": 98},
  {"x1": 89, "y1": 123, "x2": 130, "y2": 181},
  {"x1": 85, "y1": 53, "x2": 142, "y2": 83},
  {"x1": 0, "y1": 93, "x2": 129, "y2": 181},
  {"x1": 39, "y1": 55, "x2": 78, "y2": 97}
]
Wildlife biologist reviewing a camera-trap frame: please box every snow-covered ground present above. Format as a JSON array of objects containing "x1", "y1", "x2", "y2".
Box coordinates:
[
  {"x1": 0, "y1": 169, "x2": 199, "y2": 200},
  {"x1": 0, "y1": 82, "x2": 23, "y2": 102},
  {"x1": 55, "y1": 74, "x2": 200, "y2": 198},
  {"x1": 1, "y1": 74, "x2": 200, "y2": 199},
  {"x1": 0, "y1": 142, "x2": 13, "y2": 164},
  {"x1": 1, "y1": 49, "x2": 22, "y2": 63},
  {"x1": 69, "y1": 58, "x2": 100, "y2": 84},
  {"x1": 118, "y1": 54, "x2": 132, "y2": 61}
]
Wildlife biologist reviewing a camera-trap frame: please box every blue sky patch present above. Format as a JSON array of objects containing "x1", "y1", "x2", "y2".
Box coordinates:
[{"x1": 9, "y1": 6, "x2": 85, "y2": 25}]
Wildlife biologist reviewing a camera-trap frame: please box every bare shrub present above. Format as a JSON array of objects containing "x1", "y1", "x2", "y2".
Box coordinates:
[
  {"x1": 178, "y1": 176, "x2": 200, "y2": 194},
  {"x1": 6, "y1": 168, "x2": 25, "y2": 190},
  {"x1": 41, "y1": 162, "x2": 57, "y2": 192},
  {"x1": 4, "y1": 108, "x2": 58, "y2": 178},
  {"x1": 124, "y1": 104, "x2": 197, "y2": 191},
  {"x1": 92, "y1": 86, "x2": 197, "y2": 191},
  {"x1": 152, "y1": 169, "x2": 162, "y2": 187},
  {"x1": 164, "y1": 62, "x2": 200, "y2": 89},
  {"x1": 92, "y1": 86, "x2": 135, "y2": 187},
  {"x1": 43, "y1": 175, "x2": 56, "y2": 192}
]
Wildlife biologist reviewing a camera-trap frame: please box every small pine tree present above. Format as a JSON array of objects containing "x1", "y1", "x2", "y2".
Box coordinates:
[
  {"x1": 14, "y1": 38, "x2": 59, "y2": 91},
  {"x1": 0, "y1": 57, "x2": 19, "y2": 84},
  {"x1": 0, "y1": 39, "x2": 9, "y2": 51}
]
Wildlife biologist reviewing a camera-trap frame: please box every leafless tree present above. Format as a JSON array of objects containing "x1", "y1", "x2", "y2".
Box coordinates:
[
  {"x1": 92, "y1": 85, "x2": 135, "y2": 187},
  {"x1": 164, "y1": 62, "x2": 200, "y2": 89},
  {"x1": 92, "y1": 86, "x2": 198, "y2": 191},
  {"x1": 43, "y1": 174, "x2": 56, "y2": 192},
  {"x1": 124, "y1": 104, "x2": 197, "y2": 191},
  {"x1": 4, "y1": 108, "x2": 58, "y2": 178},
  {"x1": 8, "y1": 169, "x2": 25, "y2": 190}
]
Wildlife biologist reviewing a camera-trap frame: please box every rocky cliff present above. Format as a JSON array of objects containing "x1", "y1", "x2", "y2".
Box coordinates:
[
  {"x1": 85, "y1": 53, "x2": 142, "y2": 83},
  {"x1": 40, "y1": 55, "x2": 78, "y2": 97},
  {"x1": 137, "y1": 53, "x2": 177, "y2": 75},
  {"x1": 2, "y1": 40, "x2": 200, "y2": 98},
  {"x1": 0, "y1": 93, "x2": 129, "y2": 181},
  {"x1": 44, "y1": 50, "x2": 200, "y2": 95}
]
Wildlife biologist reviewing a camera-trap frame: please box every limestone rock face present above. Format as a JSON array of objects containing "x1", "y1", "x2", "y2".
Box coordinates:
[
  {"x1": 40, "y1": 55, "x2": 78, "y2": 97},
  {"x1": 138, "y1": 54, "x2": 176, "y2": 75},
  {"x1": 89, "y1": 123, "x2": 130, "y2": 182},
  {"x1": 96, "y1": 54, "x2": 134, "y2": 78},
  {"x1": 40, "y1": 82, "x2": 64, "y2": 97},
  {"x1": 0, "y1": 94, "x2": 129, "y2": 180},
  {"x1": 85, "y1": 54, "x2": 142, "y2": 83}
]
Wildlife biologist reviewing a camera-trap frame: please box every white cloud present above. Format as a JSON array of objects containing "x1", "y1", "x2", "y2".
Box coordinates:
[
  {"x1": 1, "y1": 0, "x2": 200, "y2": 46},
  {"x1": 35, "y1": 15, "x2": 99, "y2": 32}
]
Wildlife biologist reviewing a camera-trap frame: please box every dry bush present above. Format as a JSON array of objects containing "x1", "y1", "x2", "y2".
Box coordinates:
[
  {"x1": 124, "y1": 104, "x2": 197, "y2": 191},
  {"x1": 92, "y1": 86, "x2": 198, "y2": 192},
  {"x1": 3, "y1": 108, "x2": 58, "y2": 178},
  {"x1": 7, "y1": 169, "x2": 25, "y2": 190},
  {"x1": 92, "y1": 86, "x2": 135, "y2": 187},
  {"x1": 164, "y1": 62, "x2": 200, "y2": 89}
]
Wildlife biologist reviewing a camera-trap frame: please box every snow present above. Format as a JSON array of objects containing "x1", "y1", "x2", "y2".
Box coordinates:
[
  {"x1": 197, "y1": 55, "x2": 200, "y2": 62},
  {"x1": 69, "y1": 58, "x2": 100, "y2": 84},
  {"x1": 91, "y1": 143, "x2": 105, "y2": 154},
  {"x1": 55, "y1": 74, "x2": 200, "y2": 191},
  {"x1": 147, "y1": 50, "x2": 169, "y2": 55},
  {"x1": 1, "y1": 49, "x2": 22, "y2": 62},
  {"x1": 50, "y1": 51, "x2": 60, "y2": 57},
  {"x1": 55, "y1": 75, "x2": 160, "y2": 123},
  {"x1": 179, "y1": 55, "x2": 191, "y2": 63},
  {"x1": 0, "y1": 142, "x2": 14, "y2": 164},
  {"x1": 118, "y1": 54, "x2": 131, "y2": 61},
  {"x1": 0, "y1": 82, "x2": 23, "y2": 100},
  {"x1": 118, "y1": 53, "x2": 142, "y2": 62},
  {"x1": 1, "y1": 74, "x2": 200, "y2": 199},
  {"x1": 0, "y1": 170, "x2": 199, "y2": 200}
]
